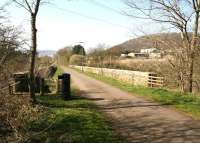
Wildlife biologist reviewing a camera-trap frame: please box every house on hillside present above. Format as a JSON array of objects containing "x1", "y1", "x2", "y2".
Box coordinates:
[
  {"x1": 141, "y1": 48, "x2": 156, "y2": 53},
  {"x1": 120, "y1": 48, "x2": 162, "y2": 59},
  {"x1": 128, "y1": 52, "x2": 136, "y2": 57},
  {"x1": 120, "y1": 53, "x2": 128, "y2": 57},
  {"x1": 141, "y1": 48, "x2": 162, "y2": 58},
  {"x1": 149, "y1": 52, "x2": 162, "y2": 58},
  {"x1": 120, "y1": 52, "x2": 146, "y2": 58},
  {"x1": 135, "y1": 53, "x2": 149, "y2": 58},
  {"x1": 128, "y1": 52, "x2": 149, "y2": 58}
]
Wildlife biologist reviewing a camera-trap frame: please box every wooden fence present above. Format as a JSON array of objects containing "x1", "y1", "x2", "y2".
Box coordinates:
[
  {"x1": 148, "y1": 76, "x2": 164, "y2": 87},
  {"x1": 70, "y1": 65, "x2": 164, "y2": 88}
]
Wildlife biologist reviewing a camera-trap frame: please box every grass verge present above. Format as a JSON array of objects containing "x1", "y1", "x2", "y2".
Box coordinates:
[
  {"x1": 74, "y1": 68, "x2": 200, "y2": 119},
  {"x1": 27, "y1": 89, "x2": 125, "y2": 143},
  {"x1": 54, "y1": 66, "x2": 64, "y2": 79}
]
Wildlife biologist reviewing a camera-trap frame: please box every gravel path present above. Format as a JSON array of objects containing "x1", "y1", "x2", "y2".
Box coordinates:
[{"x1": 63, "y1": 67, "x2": 200, "y2": 143}]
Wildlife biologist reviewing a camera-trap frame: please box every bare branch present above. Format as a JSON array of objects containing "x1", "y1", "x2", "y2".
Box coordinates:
[
  {"x1": 24, "y1": 0, "x2": 33, "y2": 12},
  {"x1": 12, "y1": 0, "x2": 30, "y2": 12}
]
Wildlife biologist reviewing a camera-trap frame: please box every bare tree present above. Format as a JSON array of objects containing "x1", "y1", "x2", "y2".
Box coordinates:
[
  {"x1": 124, "y1": 0, "x2": 200, "y2": 93},
  {"x1": 12, "y1": 0, "x2": 42, "y2": 103},
  {"x1": 56, "y1": 46, "x2": 72, "y2": 66},
  {"x1": 0, "y1": 6, "x2": 26, "y2": 78},
  {"x1": 0, "y1": 26, "x2": 21, "y2": 70}
]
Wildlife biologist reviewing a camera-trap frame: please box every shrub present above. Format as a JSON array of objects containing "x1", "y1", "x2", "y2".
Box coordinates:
[{"x1": 69, "y1": 54, "x2": 85, "y2": 66}]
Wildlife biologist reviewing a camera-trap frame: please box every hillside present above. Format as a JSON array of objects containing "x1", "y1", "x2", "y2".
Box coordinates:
[{"x1": 107, "y1": 33, "x2": 183, "y2": 56}]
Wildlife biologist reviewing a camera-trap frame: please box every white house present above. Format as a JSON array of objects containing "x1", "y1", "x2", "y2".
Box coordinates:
[
  {"x1": 128, "y1": 52, "x2": 136, "y2": 57},
  {"x1": 120, "y1": 53, "x2": 128, "y2": 57},
  {"x1": 149, "y1": 53, "x2": 162, "y2": 58},
  {"x1": 128, "y1": 52, "x2": 149, "y2": 58},
  {"x1": 141, "y1": 48, "x2": 156, "y2": 53},
  {"x1": 120, "y1": 48, "x2": 162, "y2": 59}
]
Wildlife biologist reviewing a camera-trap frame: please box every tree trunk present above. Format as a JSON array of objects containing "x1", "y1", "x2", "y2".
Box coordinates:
[
  {"x1": 189, "y1": 53, "x2": 194, "y2": 92},
  {"x1": 183, "y1": 11, "x2": 199, "y2": 93},
  {"x1": 184, "y1": 57, "x2": 194, "y2": 93},
  {"x1": 29, "y1": 13, "x2": 37, "y2": 103}
]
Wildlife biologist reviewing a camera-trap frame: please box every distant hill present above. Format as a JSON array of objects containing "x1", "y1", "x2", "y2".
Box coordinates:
[
  {"x1": 38, "y1": 50, "x2": 56, "y2": 57},
  {"x1": 107, "y1": 33, "x2": 183, "y2": 56}
]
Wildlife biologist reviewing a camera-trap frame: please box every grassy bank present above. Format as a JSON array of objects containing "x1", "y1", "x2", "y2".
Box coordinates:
[
  {"x1": 54, "y1": 66, "x2": 64, "y2": 79},
  {"x1": 74, "y1": 68, "x2": 200, "y2": 119},
  {"x1": 27, "y1": 89, "x2": 124, "y2": 143},
  {"x1": 26, "y1": 66, "x2": 124, "y2": 143}
]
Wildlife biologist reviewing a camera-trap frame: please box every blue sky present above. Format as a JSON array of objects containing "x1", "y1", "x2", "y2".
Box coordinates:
[{"x1": 1, "y1": 0, "x2": 162, "y2": 51}]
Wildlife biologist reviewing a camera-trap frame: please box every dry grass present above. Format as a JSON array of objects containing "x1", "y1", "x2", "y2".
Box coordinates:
[{"x1": 0, "y1": 86, "x2": 44, "y2": 143}]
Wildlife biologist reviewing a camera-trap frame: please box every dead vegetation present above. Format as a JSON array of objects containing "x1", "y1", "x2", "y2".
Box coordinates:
[
  {"x1": 0, "y1": 8, "x2": 44, "y2": 142},
  {"x1": 0, "y1": 91, "x2": 44, "y2": 143}
]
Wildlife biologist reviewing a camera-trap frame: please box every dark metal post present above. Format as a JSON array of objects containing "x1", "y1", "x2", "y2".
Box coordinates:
[
  {"x1": 57, "y1": 74, "x2": 71, "y2": 99},
  {"x1": 62, "y1": 73, "x2": 71, "y2": 99}
]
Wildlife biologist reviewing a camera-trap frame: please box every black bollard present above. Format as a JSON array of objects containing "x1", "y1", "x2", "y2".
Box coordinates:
[{"x1": 62, "y1": 73, "x2": 71, "y2": 99}]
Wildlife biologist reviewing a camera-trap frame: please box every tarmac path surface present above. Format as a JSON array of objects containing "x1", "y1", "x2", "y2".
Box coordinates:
[{"x1": 63, "y1": 67, "x2": 200, "y2": 143}]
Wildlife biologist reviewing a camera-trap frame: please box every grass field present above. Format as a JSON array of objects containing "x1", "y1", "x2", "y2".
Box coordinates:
[{"x1": 74, "y1": 68, "x2": 200, "y2": 119}]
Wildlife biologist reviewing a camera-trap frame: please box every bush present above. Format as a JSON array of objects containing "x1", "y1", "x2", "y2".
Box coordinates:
[
  {"x1": 47, "y1": 65, "x2": 57, "y2": 78},
  {"x1": 0, "y1": 91, "x2": 44, "y2": 143},
  {"x1": 69, "y1": 54, "x2": 85, "y2": 66}
]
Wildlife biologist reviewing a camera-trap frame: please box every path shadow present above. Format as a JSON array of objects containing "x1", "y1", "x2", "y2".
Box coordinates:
[
  {"x1": 37, "y1": 90, "x2": 200, "y2": 143},
  {"x1": 37, "y1": 89, "x2": 106, "y2": 109},
  {"x1": 37, "y1": 94, "x2": 96, "y2": 109},
  {"x1": 95, "y1": 99, "x2": 171, "y2": 110},
  {"x1": 98, "y1": 103, "x2": 170, "y2": 110},
  {"x1": 91, "y1": 98, "x2": 200, "y2": 143},
  {"x1": 73, "y1": 90, "x2": 105, "y2": 101},
  {"x1": 109, "y1": 112, "x2": 200, "y2": 143}
]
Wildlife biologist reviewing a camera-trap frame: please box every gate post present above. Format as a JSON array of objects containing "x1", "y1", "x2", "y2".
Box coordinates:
[
  {"x1": 57, "y1": 73, "x2": 71, "y2": 99},
  {"x1": 62, "y1": 73, "x2": 71, "y2": 99}
]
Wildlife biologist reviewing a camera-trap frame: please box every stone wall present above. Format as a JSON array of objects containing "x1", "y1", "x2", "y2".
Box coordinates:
[{"x1": 70, "y1": 65, "x2": 157, "y2": 87}]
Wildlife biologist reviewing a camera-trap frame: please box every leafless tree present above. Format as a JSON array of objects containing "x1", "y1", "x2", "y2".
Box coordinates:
[
  {"x1": 124, "y1": 0, "x2": 200, "y2": 93},
  {"x1": 0, "y1": 26, "x2": 21, "y2": 65},
  {"x1": 0, "y1": 1, "x2": 28, "y2": 81},
  {"x1": 12, "y1": 0, "x2": 43, "y2": 103},
  {"x1": 56, "y1": 46, "x2": 73, "y2": 66}
]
